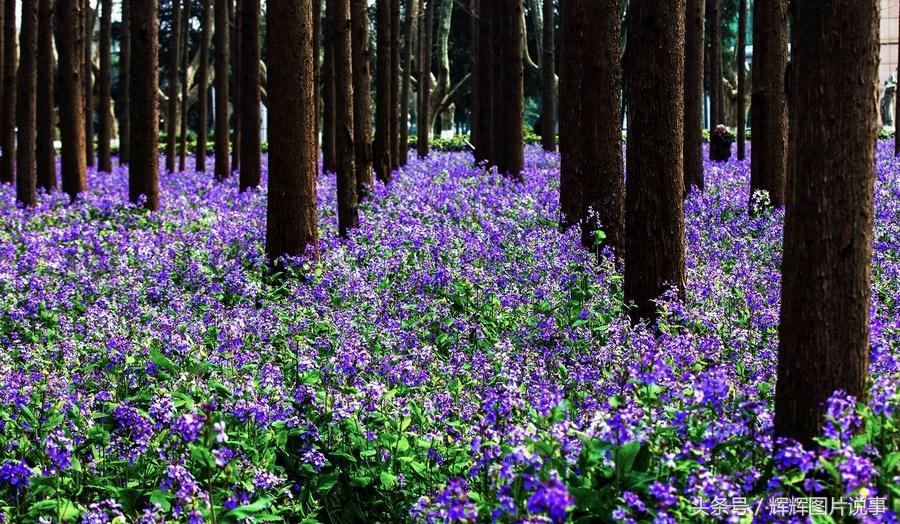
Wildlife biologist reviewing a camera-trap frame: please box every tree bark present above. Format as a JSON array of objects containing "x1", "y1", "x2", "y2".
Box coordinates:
[
  {"x1": 0, "y1": 0, "x2": 4, "y2": 183},
  {"x1": 37, "y1": 0, "x2": 57, "y2": 191},
  {"x1": 493, "y1": 0, "x2": 524, "y2": 177},
  {"x1": 313, "y1": 0, "x2": 322, "y2": 153},
  {"x1": 775, "y1": 0, "x2": 878, "y2": 447},
  {"x1": 399, "y1": 0, "x2": 416, "y2": 165},
  {"x1": 683, "y1": 0, "x2": 705, "y2": 192},
  {"x1": 417, "y1": 0, "x2": 432, "y2": 158},
  {"x1": 389, "y1": 0, "x2": 400, "y2": 169},
  {"x1": 332, "y1": 0, "x2": 359, "y2": 236},
  {"x1": 428, "y1": 0, "x2": 449, "y2": 134},
  {"x1": 57, "y1": 0, "x2": 89, "y2": 198},
  {"x1": 322, "y1": 0, "x2": 337, "y2": 173},
  {"x1": 706, "y1": 0, "x2": 720, "y2": 131},
  {"x1": 166, "y1": 0, "x2": 181, "y2": 172},
  {"x1": 17, "y1": 0, "x2": 38, "y2": 205},
  {"x1": 129, "y1": 0, "x2": 160, "y2": 209},
  {"x1": 266, "y1": 0, "x2": 319, "y2": 265},
  {"x1": 540, "y1": 0, "x2": 555, "y2": 151},
  {"x1": 97, "y1": 0, "x2": 112, "y2": 172},
  {"x1": 472, "y1": 0, "x2": 493, "y2": 163},
  {"x1": 559, "y1": 0, "x2": 624, "y2": 255},
  {"x1": 351, "y1": 0, "x2": 374, "y2": 194},
  {"x1": 214, "y1": 0, "x2": 229, "y2": 180},
  {"x1": 196, "y1": 0, "x2": 210, "y2": 171},
  {"x1": 119, "y1": 0, "x2": 130, "y2": 164},
  {"x1": 0, "y1": 0, "x2": 15, "y2": 185},
  {"x1": 624, "y1": 0, "x2": 686, "y2": 323},
  {"x1": 178, "y1": 0, "x2": 192, "y2": 171},
  {"x1": 735, "y1": 0, "x2": 747, "y2": 161},
  {"x1": 239, "y1": 0, "x2": 260, "y2": 190},
  {"x1": 230, "y1": 0, "x2": 240, "y2": 173},
  {"x1": 748, "y1": 0, "x2": 787, "y2": 210},
  {"x1": 374, "y1": 0, "x2": 392, "y2": 181},
  {"x1": 84, "y1": 1, "x2": 95, "y2": 168}
]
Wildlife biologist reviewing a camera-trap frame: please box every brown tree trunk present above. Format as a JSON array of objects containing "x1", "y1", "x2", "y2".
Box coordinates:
[
  {"x1": 84, "y1": 2, "x2": 95, "y2": 168},
  {"x1": 706, "y1": 0, "x2": 720, "y2": 130},
  {"x1": 0, "y1": 0, "x2": 15, "y2": 185},
  {"x1": 399, "y1": 0, "x2": 416, "y2": 166},
  {"x1": 178, "y1": 0, "x2": 191, "y2": 171},
  {"x1": 389, "y1": 0, "x2": 401, "y2": 169},
  {"x1": 332, "y1": 0, "x2": 359, "y2": 236},
  {"x1": 313, "y1": 0, "x2": 322, "y2": 153},
  {"x1": 493, "y1": 0, "x2": 524, "y2": 177},
  {"x1": 735, "y1": 0, "x2": 747, "y2": 161},
  {"x1": 97, "y1": 0, "x2": 112, "y2": 172},
  {"x1": 17, "y1": 0, "x2": 38, "y2": 205},
  {"x1": 683, "y1": 0, "x2": 705, "y2": 192},
  {"x1": 230, "y1": 0, "x2": 240, "y2": 173},
  {"x1": 624, "y1": 0, "x2": 686, "y2": 323},
  {"x1": 417, "y1": 0, "x2": 432, "y2": 158},
  {"x1": 57, "y1": 0, "x2": 89, "y2": 198},
  {"x1": 559, "y1": 0, "x2": 624, "y2": 255},
  {"x1": 166, "y1": 0, "x2": 181, "y2": 172},
  {"x1": 322, "y1": 0, "x2": 337, "y2": 173},
  {"x1": 472, "y1": 0, "x2": 493, "y2": 163},
  {"x1": 897, "y1": 2, "x2": 899, "y2": 157},
  {"x1": 266, "y1": 0, "x2": 319, "y2": 265},
  {"x1": 374, "y1": 0, "x2": 392, "y2": 181},
  {"x1": 119, "y1": 0, "x2": 130, "y2": 164},
  {"x1": 540, "y1": 0, "x2": 555, "y2": 151},
  {"x1": 239, "y1": 0, "x2": 260, "y2": 190},
  {"x1": 37, "y1": 0, "x2": 57, "y2": 191},
  {"x1": 214, "y1": 0, "x2": 229, "y2": 180},
  {"x1": 775, "y1": 0, "x2": 878, "y2": 447},
  {"x1": 351, "y1": 0, "x2": 374, "y2": 194},
  {"x1": 0, "y1": 0, "x2": 4, "y2": 183},
  {"x1": 129, "y1": 0, "x2": 160, "y2": 209},
  {"x1": 749, "y1": 0, "x2": 787, "y2": 210},
  {"x1": 196, "y1": 0, "x2": 210, "y2": 171}
]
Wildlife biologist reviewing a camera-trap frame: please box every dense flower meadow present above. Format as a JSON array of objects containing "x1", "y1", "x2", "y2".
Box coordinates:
[{"x1": 0, "y1": 143, "x2": 899, "y2": 523}]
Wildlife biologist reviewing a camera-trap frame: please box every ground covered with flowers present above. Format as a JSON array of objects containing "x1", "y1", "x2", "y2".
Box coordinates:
[{"x1": 0, "y1": 144, "x2": 899, "y2": 523}]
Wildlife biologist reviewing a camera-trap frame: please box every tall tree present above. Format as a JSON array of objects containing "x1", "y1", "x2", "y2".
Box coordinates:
[
  {"x1": 266, "y1": 0, "x2": 318, "y2": 265},
  {"x1": 374, "y1": 0, "x2": 392, "y2": 181},
  {"x1": 0, "y1": 0, "x2": 15, "y2": 185},
  {"x1": 774, "y1": 0, "x2": 878, "y2": 447},
  {"x1": 129, "y1": 0, "x2": 160, "y2": 209},
  {"x1": 559, "y1": 0, "x2": 624, "y2": 255},
  {"x1": 706, "y1": 0, "x2": 721, "y2": 130},
  {"x1": 417, "y1": 0, "x2": 432, "y2": 158},
  {"x1": 196, "y1": 0, "x2": 210, "y2": 171},
  {"x1": 229, "y1": 0, "x2": 240, "y2": 173},
  {"x1": 166, "y1": 0, "x2": 181, "y2": 172},
  {"x1": 332, "y1": 0, "x2": 358, "y2": 236},
  {"x1": 735, "y1": 0, "x2": 747, "y2": 161},
  {"x1": 37, "y1": 0, "x2": 57, "y2": 191},
  {"x1": 84, "y1": 2, "x2": 95, "y2": 168},
  {"x1": 97, "y1": 0, "x2": 112, "y2": 172},
  {"x1": 492, "y1": 0, "x2": 524, "y2": 177},
  {"x1": 57, "y1": 0, "x2": 88, "y2": 199},
  {"x1": 313, "y1": 0, "x2": 322, "y2": 152},
  {"x1": 624, "y1": 0, "x2": 686, "y2": 322},
  {"x1": 351, "y1": 0, "x2": 374, "y2": 194},
  {"x1": 472, "y1": 0, "x2": 493, "y2": 163},
  {"x1": 239, "y1": 0, "x2": 261, "y2": 190},
  {"x1": 749, "y1": 0, "x2": 787, "y2": 210},
  {"x1": 17, "y1": 0, "x2": 38, "y2": 206},
  {"x1": 118, "y1": 0, "x2": 130, "y2": 164},
  {"x1": 398, "y1": 0, "x2": 416, "y2": 166},
  {"x1": 683, "y1": 0, "x2": 705, "y2": 192},
  {"x1": 178, "y1": 0, "x2": 192, "y2": 171},
  {"x1": 322, "y1": 0, "x2": 337, "y2": 173},
  {"x1": 213, "y1": 0, "x2": 229, "y2": 180},
  {"x1": 389, "y1": 0, "x2": 400, "y2": 169},
  {"x1": 540, "y1": 0, "x2": 555, "y2": 151},
  {"x1": 0, "y1": 0, "x2": 4, "y2": 183}
]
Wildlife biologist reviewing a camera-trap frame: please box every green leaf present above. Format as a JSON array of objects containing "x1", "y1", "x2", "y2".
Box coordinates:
[
  {"x1": 190, "y1": 444, "x2": 217, "y2": 469},
  {"x1": 380, "y1": 471, "x2": 398, "y2": 489},
  {"x1": 227, "y1": 497, "x2": 273, "y2": 519},
  {"x1": 149, "y1": 347, "x2": 178, "y2": 373},
  {"x1": 616, "y1": 441, "x2": 642, "y2": 477}
]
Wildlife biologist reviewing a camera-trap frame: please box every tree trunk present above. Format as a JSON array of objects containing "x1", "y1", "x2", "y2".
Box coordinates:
[
  {"x1": 196, "y1": 0, "x2": 210, "y2": 171},
  {"x1": 624, "y1": 0, "x2": 686, "y2": 323},
  {"x1": 239, "y1": 0, "x2": 260, "y2": 190},
  {"x1": 417, "y1": 0, "x2": 432, "y2": 158},
  {"x1": 559, "y1": 0, "x2": 624, "y2": 255},
  {"x1": 735, "y1": 0, "x2": 747, "y2": 161},
  {"x1": 84, "y1": 2, "x2": 95, "y2": 167},
  {"x1": 399, "y1": 0, "x2": 416, "y2": 165},
  {"x1": 129, "y1": 0, "x2": 159, "y2": 209},
  {"x1": 97, "y1": 0, "x2": 112, "y2": 172},
  {"x1": 374, "y1": 0, "x2": 392, "y2": 181},
  {"x1": 775, "y1": 0, "x2": 878, "y2": 447},
  {"x1": 0, "y1": 0, "x2": 15, "y2": 185},
  {"x1": 178, "y1": 0, "x2": 192, "y2": 171},
  {"x1": 897, "y1": 2, "x2": 899, "y2": 157},
  {"x1": 540, "y1": 0, "x2": 555, "y2": 151},
  {"x1": 266, "y1": 0, "x2": 319, "y2": 265},
  {"x1": 37, "y1": 0, "x2": 57, "y2": 191},
  {"x1": 472, "y1": 0, "x2": 493, "y2": 163},
  {"x1": 313, "y1": 0, "x2": 322, "y2": 153},
  {"x1": 351, "y1": 0, "x2": 374, "y2": 194},
  {"x1": 0, "y1": 0, "x2": 4, "y2": 183},
  {"x1": 230, "y1": 0, "x2": 240, "y2": 173},
  {"x1": 332, "y1": 0, "x2": 358, "y2": 236},
  {"x1": 119, "y1": 0, "x2": 130, "y2": 164},
  {"x1": 57, "y1": 0, "x2": 89, "y2": 198},
  {"x1": 322, "y1": 0, "x2": 337, "y2": 172},
  {"x1": 493, "y1": 0, "x2": 524, "y2": 177},
  {"x1": 706, "y1": 0, "x2": 719, "y2": 130},
  {"x1": 748, "y1": 0, "x2": 787, "y2": 210},
  {"x1": 214, "y1": 0, "x2": 229, "y2": 180},
  {"x1": 166, "y1": 0, "x2": 181, "y2": 172},
  {"x1": 389, "y1": 0, "x2": 400, "y2": 169},
  {"x1": 17, "y1": 0, "x2": 38, "y2": 205},
  {"x1": 428, "y1": 0, "x2": 450, "y2": 134},
  {"x1": 683, "y1": 0, "x2": 704, "y2": 192}
]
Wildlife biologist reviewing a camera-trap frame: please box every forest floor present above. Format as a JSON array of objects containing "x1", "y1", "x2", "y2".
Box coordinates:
[{"x1": 0, "y1": 144, "x2": 898, "y2": 523}]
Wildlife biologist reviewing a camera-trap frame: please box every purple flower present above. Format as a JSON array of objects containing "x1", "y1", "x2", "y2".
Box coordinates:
[{"x1": 527, "y1": 473, "x2": 575, "y2": 524}]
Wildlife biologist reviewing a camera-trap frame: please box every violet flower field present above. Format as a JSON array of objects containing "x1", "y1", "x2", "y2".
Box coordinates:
[{"x1": 1, "y1": 144, "x2": 899, "y2": 523}]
